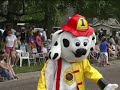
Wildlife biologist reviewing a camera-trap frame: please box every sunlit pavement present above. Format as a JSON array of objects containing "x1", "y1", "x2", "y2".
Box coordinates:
[
  {"x1": 86, "y1": 59, "x2": 120, "y2": 90},
  {"x1": 0, "y1": 60, "x2": 120, "y2": 90}
]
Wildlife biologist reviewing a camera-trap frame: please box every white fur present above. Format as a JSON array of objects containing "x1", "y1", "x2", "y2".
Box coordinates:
[
  {"x1": 60, "y1": 60, "x2": 77, "y2": 90},
  {"x1": 50, "y1": 30, "x2": 96, "y2": 62},
  {"x1": 47, "y1": 60, "x2": 77, "y2": 90},
  {"x1": 49, "y1": 30, "x2": 63, "y2": 60},
  {"x1": 45, "y1": 60, "x2": 57, "y2": 90},
  {"x1": 48, "y1": 30, "x2": 97, "y2": 90},
  {"x1": 60, "y1": 32, "x2": 94, "y2": 62},
  {"x1": 90, "y1": 33, "x2": 96, "y2": 49},
  {"x1": 103, "y1": 84, "x2": 118, "y2": 90}
]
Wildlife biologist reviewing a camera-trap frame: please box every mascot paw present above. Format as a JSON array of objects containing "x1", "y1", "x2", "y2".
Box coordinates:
[{"x1": 103, "y1": 84, "x2": 118, "y2": 90}]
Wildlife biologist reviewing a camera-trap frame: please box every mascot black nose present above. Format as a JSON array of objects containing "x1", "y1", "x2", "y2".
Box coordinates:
[{"x1": 76, "y1": 48, "x2": 87, "y2": 56}]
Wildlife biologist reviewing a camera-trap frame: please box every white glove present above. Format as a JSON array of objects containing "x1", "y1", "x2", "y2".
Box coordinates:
[{"x1": 103, "y1": 84, "x2": 118, "y2": 90}]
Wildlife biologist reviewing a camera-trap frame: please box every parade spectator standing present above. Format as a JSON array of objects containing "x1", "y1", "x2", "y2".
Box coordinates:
[
  {"x1": 20, "y1": 27, "x2": 26, "y2": 43},
  {"x1": 3, "y1": 24, "x2": 11, "y2": 42},
  {"x1": 109, "y1": 36, "x2": 116, "y2": 45},
  {"x1": 41, "y1": 30, "x2": 47, "y2": 42},
  {"x1": 35, "y1": 31, "x2": 42, "y2": 53},
  {"x1": 99, "y1": 38, "x2": 110, "y2": 67},
  {"x1": 4, "y1": 30, "x2": 19, "y2": 66}
]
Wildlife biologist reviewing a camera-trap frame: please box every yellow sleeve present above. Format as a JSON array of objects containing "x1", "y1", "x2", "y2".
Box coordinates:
[
  {"x1": 83, "y1": 59, "x2": 103, "y2": 83},
  {"x1": 37, "y1": 63, "x2": 47, "y2": 90}
]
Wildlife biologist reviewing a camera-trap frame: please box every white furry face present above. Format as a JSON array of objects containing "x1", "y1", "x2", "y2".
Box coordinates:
[
  {"x1": 60, "y1": 32, "x2": 95, "y2": 62},
  {"x1": 49, "y1": 30, "x2": 96, "y2": 62}
]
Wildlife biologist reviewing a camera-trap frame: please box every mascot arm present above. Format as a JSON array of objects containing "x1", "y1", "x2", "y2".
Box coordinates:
[
  {"x1": 83, "y1": 59, "x2": 109, "y2": 90},
  {"x1": 98, "y1": 79, "x2": 118, "y2": 90},
  {"x1": 37, "y1": 63, "x2": 47, "y2": 90}
]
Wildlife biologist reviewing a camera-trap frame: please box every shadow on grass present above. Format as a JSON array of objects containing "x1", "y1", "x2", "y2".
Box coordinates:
[{"x1": 13, "y1": 63, "x2": 45, "y2": 74}]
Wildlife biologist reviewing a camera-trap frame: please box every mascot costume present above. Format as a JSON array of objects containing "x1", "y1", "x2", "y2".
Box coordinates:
[{"x1": 37, "y1": 14, "x2": 118, "y2": 90}]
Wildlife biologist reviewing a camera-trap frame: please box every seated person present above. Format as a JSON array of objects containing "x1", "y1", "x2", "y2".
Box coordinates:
[
  {"x1": 108, "y1": 42, "x2": 116, "y2": 57},
  {"x1": 94, "y1": 42, "x2": 100, "y2": 59},
  {"x1": 0, "y1": 51, "x2": 18, "y2": 80},
  {"x1": 89, "y1": 43, "x2": 100, "y2": 61},
  {"x1": 15, "y1": 35, "x2": 21, "y2": 50}
]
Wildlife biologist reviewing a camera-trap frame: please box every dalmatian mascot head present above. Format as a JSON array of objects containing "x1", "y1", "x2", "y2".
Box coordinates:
[{"x1": 49, "y1": 14, "x2": 96, "y2": 62}]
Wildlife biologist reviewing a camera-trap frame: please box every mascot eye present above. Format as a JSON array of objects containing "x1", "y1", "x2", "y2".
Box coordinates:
[
  {"x1": 83, "y1": 42, "x2": 87, "y2": 46},
  {"x1": 75, "y1": 42, "x2": 80, "y2": 46}
]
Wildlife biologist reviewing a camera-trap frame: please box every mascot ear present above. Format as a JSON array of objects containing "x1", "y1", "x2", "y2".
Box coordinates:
[
  {"x1": 90, "y1": 33, "x2": 96, "y2": 51},
  {"x1": 49, "y1": 30, "x2": 64, "y2": 60}
]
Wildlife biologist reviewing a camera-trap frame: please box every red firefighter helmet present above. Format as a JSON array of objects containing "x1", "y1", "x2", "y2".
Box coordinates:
[{"x1": 61, "y1": 14, "x2": 94, "y2": 37}]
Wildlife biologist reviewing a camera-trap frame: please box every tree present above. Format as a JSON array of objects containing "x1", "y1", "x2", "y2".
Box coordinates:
[{"x1": 0, "y1": 0, "x2": 119, "y2": 37}]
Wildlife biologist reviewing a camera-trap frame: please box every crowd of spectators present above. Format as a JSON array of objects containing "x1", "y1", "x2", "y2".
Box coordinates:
[
  {"x1": 0, "y1": 24, "x2": 49, "y2": 81},
  {"x1": 90, "y1": 32, "x2": 120, "y2": 67},
  {"x1": 0, "y1": 23, "x2": 120, "y2": 81}
]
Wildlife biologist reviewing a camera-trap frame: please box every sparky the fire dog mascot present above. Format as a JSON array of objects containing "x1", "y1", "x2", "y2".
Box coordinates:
[{"x1": 37, "y1": 14, "x2": 118, "y2": 90}]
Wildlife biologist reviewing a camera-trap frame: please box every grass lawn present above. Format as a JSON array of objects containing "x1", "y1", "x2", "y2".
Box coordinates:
[{"x1": 13, "y1": 63, "x2": 44, "y2": 74}]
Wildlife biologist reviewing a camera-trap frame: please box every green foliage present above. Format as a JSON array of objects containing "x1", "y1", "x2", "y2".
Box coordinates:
[
  {"x1": 0, "y1": 0, "x2": 120, "y2": 37},
  {"x1": 61, "y1": 0, "x2": 120, "y2": 20}
]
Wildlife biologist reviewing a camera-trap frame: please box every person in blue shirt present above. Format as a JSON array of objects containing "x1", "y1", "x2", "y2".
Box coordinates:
[{"x1": 99, "y1": 38, "x2": 110, "y2": 66}]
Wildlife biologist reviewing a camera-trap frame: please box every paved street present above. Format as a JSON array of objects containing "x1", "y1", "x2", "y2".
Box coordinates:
[
  {"x1": 0, "y1": 60, "x2": 120, "y2": 90},
  {"x1": 86, "y1": 59, "x2": 120, "y2": 90}
]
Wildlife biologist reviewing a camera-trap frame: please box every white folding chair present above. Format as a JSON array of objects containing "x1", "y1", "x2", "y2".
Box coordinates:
[
  {"x1": 37, "y1": 53, "x2": 46, "y2": 64},
  {"x1": 26, "y1": 44, "x2": 37, "y2": 66},
  {"x1": 17, "y1": 44, "x2": 30, "y2": 67}
]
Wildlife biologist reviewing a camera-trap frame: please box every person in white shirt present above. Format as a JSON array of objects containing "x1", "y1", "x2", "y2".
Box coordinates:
[
  {"x1": 108, "y1": 42, "x2": 116, "y2": 57},
  {"x1": 4, "y1": 30, "x2": 19, "y2": 66},
  {"x1": 109, "y1": 36, "x2": 116, "y2": 45},
  {"x1": 42, "y1": 30, "x2": 47, "y2": 41}
]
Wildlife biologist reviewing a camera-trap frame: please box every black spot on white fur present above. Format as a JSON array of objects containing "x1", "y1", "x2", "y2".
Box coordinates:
[
  {"x1": 92, "y1": 36, "x2": 95, "y2": 40},
  {"x1": 49, "y1": 52, "x2": 51, "y2": 59},
  {"x1": 53, "y1": 53, "x2": 59, "y2": 60},
  {"x1": 54, "y1": 41, "x2": 58, "y2": 46},
  {"x1": 58, "y1": 31, "x2": 64, "y2": 35},
  {"x1": 63, "y1": 39, "x2": 70, "y2": 47}
]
